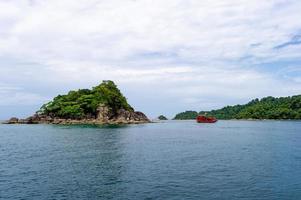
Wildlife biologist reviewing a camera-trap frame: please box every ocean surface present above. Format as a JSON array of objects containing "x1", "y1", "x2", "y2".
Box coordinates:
[{"x1": 0, "y1": 120, "x2": 301, "y2": 200}]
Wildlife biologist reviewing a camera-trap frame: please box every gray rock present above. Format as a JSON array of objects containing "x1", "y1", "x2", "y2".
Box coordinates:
[
  {"x1": 6, "y1": 117, "x2": 19, "y2": 124},
  {"x1": 96, "y1": 104, "x2": 112, "y2": 122}
]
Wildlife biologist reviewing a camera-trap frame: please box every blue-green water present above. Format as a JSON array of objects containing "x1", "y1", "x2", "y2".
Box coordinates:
[{"x1": 0, "y1": 120, "x2": 301, "y2": 200}]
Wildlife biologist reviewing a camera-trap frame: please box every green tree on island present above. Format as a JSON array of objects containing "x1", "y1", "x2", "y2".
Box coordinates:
[{"x1": 39, "y1": 80, "x2": 133, "y2": 119}]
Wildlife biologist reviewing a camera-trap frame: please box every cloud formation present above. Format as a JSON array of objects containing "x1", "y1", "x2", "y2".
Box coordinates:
[{"x1": 0, "y1": 0, "x2": 301, "y2": 118}]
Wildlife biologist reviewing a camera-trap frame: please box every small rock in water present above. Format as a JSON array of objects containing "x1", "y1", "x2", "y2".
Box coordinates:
[{"x1": 6, "y1": 117, "x2": 19, "y2": 124}]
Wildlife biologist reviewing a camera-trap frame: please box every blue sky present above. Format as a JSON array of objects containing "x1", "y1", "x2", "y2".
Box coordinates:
[{"x1": 0, "y1": 0, "x2": 301, "y2": 119}]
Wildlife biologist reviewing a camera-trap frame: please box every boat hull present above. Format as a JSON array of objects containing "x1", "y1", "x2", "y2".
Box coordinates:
[{"x1": 196, "y1": 116, "x2": 217, "y2": 123}]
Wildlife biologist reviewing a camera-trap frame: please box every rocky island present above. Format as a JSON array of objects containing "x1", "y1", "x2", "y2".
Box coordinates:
[
  {"x1": 158, "y1": 115, "x2": 168, "y2": 120},
  {"x1": 5, "y1": 81, "x2": 150, "y2": 125}
]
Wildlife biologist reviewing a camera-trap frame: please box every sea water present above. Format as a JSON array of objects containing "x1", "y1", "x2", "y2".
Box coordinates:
[{"x1": 0, "y1": 120, "x2": 301, "y2": 199}]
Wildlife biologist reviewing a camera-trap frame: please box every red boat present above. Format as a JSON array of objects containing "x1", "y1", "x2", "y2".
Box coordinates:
[{"x1": 196, "y1": 115, "x2": 217, "y2": 123}]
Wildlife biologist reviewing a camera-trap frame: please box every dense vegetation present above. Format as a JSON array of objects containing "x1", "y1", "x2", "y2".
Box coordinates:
[
  {"x1": 174, "y1": 95, "x2": 301, "y2": 120},
  {"x1": 38, "y1": 81, "x2": 133, "y2": 119},
  {"x1": 173, "y1": 111, "x2": 198, "y2": 120},
  {"x1": 158, "y1": 115, "x2": 168, "y2": 120}
]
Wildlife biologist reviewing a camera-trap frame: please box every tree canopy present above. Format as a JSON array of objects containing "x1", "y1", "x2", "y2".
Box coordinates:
[
  {"x1": 173, "y1": 95, "x2": 301, "y2": 120},
  {"x1": 38, "y1": 80, "x2": 133, "y2": 119}
]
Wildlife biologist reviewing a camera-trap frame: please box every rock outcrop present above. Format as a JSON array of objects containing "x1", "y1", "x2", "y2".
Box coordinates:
[
  {"x1": 6, "y1": 117, "x2": 19, "y2": 124},
  {"x1": 96, "y1": 104, "x2": 112, "y2": 123},
  {"x1": 158, "y1": 115, "x2": 168, "y2": 120},
  {"x1": 114, "y1": 109, "x2": 149, "y2": 123},
  {"x1": 4, "y1": 105, "x2": 150, "y2": 125}
]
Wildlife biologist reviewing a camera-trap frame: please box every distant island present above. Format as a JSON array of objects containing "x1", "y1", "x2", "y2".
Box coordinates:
[
  {"x1": 158, "y1": 115, "x2": 168, "y2": 120},
  {"x1": 174, "y1": 111, "x2": 198, "y2": 120},
  {"x1": 174, "y1": 95, "x2": 301, "y2": 120},
  {"x1": 5, "y1": 81, "x2": 150, "y2": 124}
]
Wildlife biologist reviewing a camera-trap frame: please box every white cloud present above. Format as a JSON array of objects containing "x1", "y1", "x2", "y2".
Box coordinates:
[
  {"x1": 0, "y1": 0, "x2": 301, "y2": 117},
  {"x1": 1, "y1": 0, "x2": 301, "y2": 63}
]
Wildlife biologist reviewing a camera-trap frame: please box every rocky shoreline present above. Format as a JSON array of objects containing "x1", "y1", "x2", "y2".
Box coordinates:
[{"x1": 4, "y1": 105, "x2": 150, "y2": 125}]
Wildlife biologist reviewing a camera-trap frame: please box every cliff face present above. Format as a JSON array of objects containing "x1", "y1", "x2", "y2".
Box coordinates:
[
  {"x1": 5, "y1": 105, "x2": 150, "y2": 125},
  {"x1": 4, "y1": 81, "x2": 150, "y2": 125}
]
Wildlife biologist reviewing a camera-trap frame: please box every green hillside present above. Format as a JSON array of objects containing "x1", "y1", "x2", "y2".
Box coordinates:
[
  {"x1": 174, "y1": 95, "x2": 301, "y2": 120},
  {"x1": 38, "y1": 80, "x2": 133, "y2": 119}
]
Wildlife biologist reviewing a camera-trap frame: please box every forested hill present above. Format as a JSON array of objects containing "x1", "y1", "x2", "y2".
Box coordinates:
[
  {"x1": 39, "y1": 80, "x2": 133, "y2": 119},
  {"x1": 173, "y1": 95, "x2": 301, "y2": 120}
]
